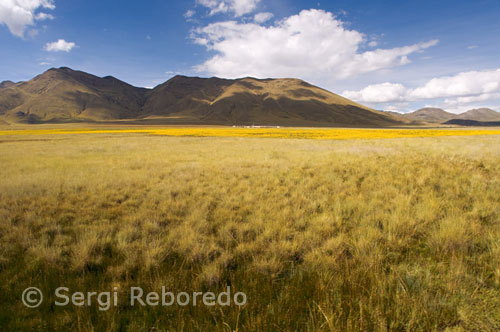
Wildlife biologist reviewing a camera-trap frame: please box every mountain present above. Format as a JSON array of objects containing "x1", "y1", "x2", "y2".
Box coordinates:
[
  {"x1": 403, "y1": 107, "x2": 500, "y2": 124},
  {"x1": 403, "y1": 108, "x2": 455, "y2": 123},
  {"x1": 0, "y1": 81, "x2": 16, "y2": 89},
  {"x1": 0, "y1": 67, "x2": 402, "y2": 127},
  {"x1": 456, "y1": 108, "x2": 500, "y2": 121},
  {"x1": 142, "y1": 75, "x2": 401, "y2": 126},
  {"x1": 1, "y1": 67, "x2": 148, "y2": 123}
]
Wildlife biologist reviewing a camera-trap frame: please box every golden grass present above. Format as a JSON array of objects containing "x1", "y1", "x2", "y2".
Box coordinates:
[
  {"x1": 1, "y1": 127, "x2": 500, "y2": 140},
  {"x1": 1, "y1": 132, "x2": 500, "y2": 331}
]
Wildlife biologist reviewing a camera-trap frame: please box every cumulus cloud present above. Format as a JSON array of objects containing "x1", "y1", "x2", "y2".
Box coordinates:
[
  {"x1": 444, "y1": 93, "x2": 500, "y2": 105},
  {"x1": 343, "y1": 83, "x2": 408, "y2": 103},
  {"x1": 254, "y1": 12, "x2": 273, "y2": 23},
  {"x1": 192, "y1": 9, "x2": 437, "y2": 81},
  {"x1": 342, "y1": 69, "x2": 500, "y2": 111},
  {"x1": 409, "y1": 69, "x2": 500, "y2": 100},
  {"x1": 44, "y1": 39, "x2": 76, "y2": 52},
  {"x1": 0, "y1": 0, "x2": 55, "y2": 37},
  {"x1": 197, "y1": 0, "x2": 260, "y2": 17}
]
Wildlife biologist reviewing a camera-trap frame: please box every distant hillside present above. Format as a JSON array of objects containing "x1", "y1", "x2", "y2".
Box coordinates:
[
  {"x1": 379, "y1": 110, "x2": 417, "y2": 124},
  {"x1": 0, "y1": 67, "x2": 402, "y2": 127},
  {"x1": 455, "y1": 108, "x2": 500, "y2": 121},
  {"x1": 403, "y1": 107, "x2": 500, "y2": 124},
  {"x1": 0, "y1": 81, "x2": 16, "y2": 89},
  {"x1": 403, "y1": 108, "x2": 454, "y2": 123}
]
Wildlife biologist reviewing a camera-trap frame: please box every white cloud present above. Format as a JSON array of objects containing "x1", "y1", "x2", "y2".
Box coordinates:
[
  {"x1": 0, "y1": 0, "x2": 55, "y2": 37},
  {"x1": 44, "y1": 39, "x2": 76, "y2": 52},
  {"x1": 197, "y1": 0, "x2": 260, "y2": 17},
  {"x1": 35, "y1": 12, "x2": 54, "y2": 21},
  {"x1": 192, "y1": 9, "x2": 437, "y2": 81},
  {"x1": 254, "y1": 12, "x2": 273, "y2": 23},
  {"x1": 443, "y1": 93, "x2": 500, "y2": 114},
  {"x1": 410, "y1": 69, "x2": 500, "y2": 100},
  {"x1": 383, "y1": 102, "x2": 411, "y2": 113},
  {"x1": 343, "y1": 83, "x2": 408, "y2": 103},
  {"x1": 184, "y1": 9, "x2": 195, "y2": 18},
  {"x1": 342, "y1": 69, "x2": 500, "y2": 111},
  {"x1": 444, "y1": 93, "x2": 500, "y2": 105}
]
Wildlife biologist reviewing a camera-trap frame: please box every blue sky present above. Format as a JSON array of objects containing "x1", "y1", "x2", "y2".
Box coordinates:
[{"x1": 1, "y1": 0, "x2": 500, "y2": 113}]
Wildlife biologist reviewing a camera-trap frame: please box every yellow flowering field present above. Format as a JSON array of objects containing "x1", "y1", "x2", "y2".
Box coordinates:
[{"x1": 1, "y1": 127, "x2": 500, "y2": 139}]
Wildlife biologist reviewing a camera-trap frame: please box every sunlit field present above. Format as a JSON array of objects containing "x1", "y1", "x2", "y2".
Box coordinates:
[
  {"x1": 2, "y1": 126, "x2": 500, "y2": 140},
  {"x1": 1, "y1": 130, "x2": 500, "y2": 331}
]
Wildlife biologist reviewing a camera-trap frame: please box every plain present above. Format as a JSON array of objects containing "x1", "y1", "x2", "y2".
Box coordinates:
[{"x1": 0, "y1": 129, "x2": 499, "y2": 331}]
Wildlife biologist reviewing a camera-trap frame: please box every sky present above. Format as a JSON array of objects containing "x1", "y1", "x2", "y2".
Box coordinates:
[{"x1": 1, "y1": 0, "x2": 500, "y2": 113}]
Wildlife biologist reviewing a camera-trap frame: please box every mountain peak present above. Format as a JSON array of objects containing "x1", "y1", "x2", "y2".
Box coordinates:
[
  {"x1": 0, "y1": 80, "x2": 15, "y2": 89},
  {"x1": 465, "y1": 107, "x2": 497, "y2": 113},
  {"x1": 404, "y1": 106, "x2": 500, "y2": 123},
  {"x1": 414, "y1": 107, "x2": 449, "y2": 113},
  {"x1": 39, "y1": 67, "x2": 78, "y2": 80},
  {"x1": 45, "y1": 66, "x2": 75, "y2": 74},
  {"x1": 457, "y1": 108, "x2": 500, "y2": 121},
  {"x1": 403, "y1": 108, "x2": 454, "y2": 123},
  {"x1": 1, "y1": 67, "x2": 400, "y2": 127}
]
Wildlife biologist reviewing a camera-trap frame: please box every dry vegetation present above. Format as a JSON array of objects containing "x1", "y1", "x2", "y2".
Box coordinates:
[{"x1": 1, "y1": 130, "x2": 500, "y2": 331}]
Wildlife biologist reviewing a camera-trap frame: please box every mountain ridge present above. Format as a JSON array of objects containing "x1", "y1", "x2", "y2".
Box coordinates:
[
  {"x1": 0, "y1": 67, "x2": 403, "y2": 127},
  {"x1": 403, "y1": 107, "x2": 500, "y2": 123},
  {"x1": 403, "y1": 108, "x2": 454, "y2": 123},
  {"x1": 457, "y1": 108, "x2": 500, "y2": 121},
  {"x1": 0, "y1": 81, "x2": 16, "y2": 89}
]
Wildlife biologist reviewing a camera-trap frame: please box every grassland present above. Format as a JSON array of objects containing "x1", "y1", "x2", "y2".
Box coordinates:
[
  {"x1": 1, "y1": 129, "x2": 500, "y2": 331},
  {"x1": 1, "y1": 126, "x2": 500, "y2": 140}
]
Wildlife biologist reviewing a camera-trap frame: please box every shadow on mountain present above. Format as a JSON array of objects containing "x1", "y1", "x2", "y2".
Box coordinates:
[
  {"x1": 443, "y1": 119, "x2": 500, "y2": 127},
  {"x1": 0, "y1": 67, "x2": 404, "y2": 127}
]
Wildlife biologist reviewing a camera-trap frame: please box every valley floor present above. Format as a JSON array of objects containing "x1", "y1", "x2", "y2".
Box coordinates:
[
  {"x1": 1, "y1": 124, "x2": 500, "y2": 140},
  {"x1": 1, "y1": 129, "x2": 500, "y2": 331}
]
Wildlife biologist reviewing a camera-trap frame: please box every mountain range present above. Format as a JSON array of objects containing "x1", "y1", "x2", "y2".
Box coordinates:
[
  {"x1": 1, "y1": 68, "x2": 498, "y2": 127},
  {"x1": 0, "y1": 67, "x2": 402, "y2": 127},
  {"x1": 403, "y1": 107, "x2": 500, "y2": 124}
]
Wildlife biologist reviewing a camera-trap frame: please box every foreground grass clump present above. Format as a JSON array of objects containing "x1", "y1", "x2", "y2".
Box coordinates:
[{"x1": 0, "y1": 133, "x2": 500, "y2": 331}]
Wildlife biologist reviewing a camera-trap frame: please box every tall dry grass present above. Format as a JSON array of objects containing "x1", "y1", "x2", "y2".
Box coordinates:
[{"x1": 0, "y1": 133, "x2": 499, "y2": 331}]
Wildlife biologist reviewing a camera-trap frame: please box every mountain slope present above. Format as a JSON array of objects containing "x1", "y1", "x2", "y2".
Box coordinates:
[
  {"x1": 403, "y1": 108, "x2": 455, "y2": 123},
  {"x1": 1, "y1": 68, "x2": 148, "y2": 123},
  {"x1": 403, "y1": 107, "x2": 500, "y2": 124},
  {"x1": 143, "y1": 75, "x2": 401, "y2": 126},
  {"x1": 0, "y1": 81, "x2": 16, "y2": 89},
  {"x1": 0, "y1": 67, "x2": 402, "y2": 127},
  {"x1": 456, "y1": 108, "x2": 500, "y2": 121}
]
